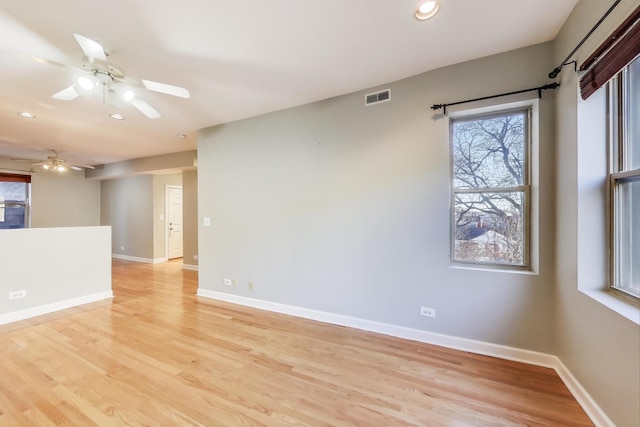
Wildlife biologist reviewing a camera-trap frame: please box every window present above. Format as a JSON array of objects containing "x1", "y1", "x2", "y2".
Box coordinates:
[
  {"x1": 609, "y1": 55, "x2": 640, "y2": 299},
  {"x1": 450, "y1": 108, "x2": 530, "y2": 268},
  {"x1": 0, "y1": 173, "x2": 31, "y2": 229}
]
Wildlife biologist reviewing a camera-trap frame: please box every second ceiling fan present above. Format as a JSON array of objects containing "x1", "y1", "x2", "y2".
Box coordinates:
[{"x1": 51, "y1": 33, "x2": 190, "y2": 119}]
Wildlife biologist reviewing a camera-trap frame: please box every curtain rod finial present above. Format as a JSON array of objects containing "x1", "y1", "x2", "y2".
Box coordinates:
[{"x1": 548, "y1": 66, "x2": 562, "y2": 79}]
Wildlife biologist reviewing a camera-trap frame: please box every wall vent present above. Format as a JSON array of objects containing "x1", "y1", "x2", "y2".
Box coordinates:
[{"x1": 365, "y1": 89, "x2": 391, "y2": 106}]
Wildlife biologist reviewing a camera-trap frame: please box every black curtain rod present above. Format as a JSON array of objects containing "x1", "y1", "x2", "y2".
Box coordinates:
[
  {"x1": 548, "y1": 0, "x2": 622, "y2": 78},
  {"x1": 431, "y1": 82, "x2": 559, "y2": 115}
]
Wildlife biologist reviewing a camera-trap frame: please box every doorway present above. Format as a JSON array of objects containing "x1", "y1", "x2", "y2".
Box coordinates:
[{"x1": 165, "y1": 185, "x2": 183, "y2": 260}]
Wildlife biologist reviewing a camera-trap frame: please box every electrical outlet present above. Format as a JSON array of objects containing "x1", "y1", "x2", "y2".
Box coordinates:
[
  {"x1": 248, "y1": 282, "x2": 254, "y2": 291},
  {"x1": 223, "y1": 279, "x2": 232, "y2": 286},
  {"x1": 232, "y1": 279, "x2": 238, "y2": 287},
  {"x1": 420, "y1": 306, "x2": 436, "y2": 318},
  {"x1": 120, "y1": 246, "x2": 125, "y2": 251},
  {"x1": 193, "y1": 255, "x2": 198, "y2": 260},
  {"x1": 9, "y1": 290, "x2": 27, "y2": 300}
]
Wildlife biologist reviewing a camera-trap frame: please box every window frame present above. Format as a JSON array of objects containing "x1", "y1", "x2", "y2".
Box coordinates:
[
  {"x1": 608, "y1": 58, "x2": 640, "y2": 300},
  {"x1": 449, "y1": 106, "x2": 532, "y2": 271},
  {"x1": 0, "y1": 173, "x2": 31, "y2": 229}
]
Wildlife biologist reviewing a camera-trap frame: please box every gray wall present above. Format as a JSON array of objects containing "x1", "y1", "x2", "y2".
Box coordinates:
[
  {"x1": 198, "y1": 41, "x2": 557, "y2": 353},
  {"x1": 553, "y1": 1, "x2": 640, "y2": 426},
  {"x1": 0, "y1": 158, "x2": 101, "y2": 228},
  {"x1": 101, "y1": 175, "x2": 154, "y2": 259},
  {"x1": 91, "y1": 151, "x2": 198, "y2": 263},
  {"x1": 30, "y1": 171, "x2": 101, "y2": 228},
  {"x1": 183, "y1": 169, "x2": 198, "y2": 267},
  {"x1": 100, "y1": 171, "x2": 197, "y2": 263},
  {"x1": 86, "y1": 150, "x2": 196, "y2": 179}
]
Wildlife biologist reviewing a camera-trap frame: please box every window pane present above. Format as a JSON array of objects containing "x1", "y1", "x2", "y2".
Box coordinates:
[
  {"x1": 0, "y1": 205, "x2": 26, "y2": 229},
  {"x1": 454, "y1": 191, "x2": 525, "y2": 265},
  {"x1": 615, "y1": 178, "x2": 640, "y2": 297},
  {"x1": 0, "y1": 182, "x2": 27, "y2": 202},
  {"x1": 0, "y1": 182, "x2": 28, "y2": 229},
  {"x1": 625, "y1": 56, "x2": 640, "y2": 171},
  {"x1": 452, "y1": 111, "x2": 526, "y2": 189}
]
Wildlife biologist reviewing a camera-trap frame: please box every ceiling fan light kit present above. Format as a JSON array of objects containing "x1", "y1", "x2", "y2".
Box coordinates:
[
  {"x1": 48, "y1": 33, "x2": 190, "y2": 120},
  {"x1": 42, "y1": 163, "x2": 67, "y2": 172},
  {"x1": 77, "y1": 75, "x2": 95, "y2": 91},
  {"x1": 11, "y1": 150, "x2": 96, "y2": 173}
]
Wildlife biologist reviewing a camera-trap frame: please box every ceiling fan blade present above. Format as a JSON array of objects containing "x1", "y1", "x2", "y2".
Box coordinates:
[
  {"x1": 70, "y1": 166, "x2": 83, "y2": 171},
  {"x1": 141, "y1": 79, "x2": 190, "y2": 99},
  {"x1": 131, "y1": 98, "x2": 161, "y2": 119},
  {"x1": 73, "y1": 33, "x2": 106, "y2": 61},
  {"x1": 52, "y1": 85, "x2": 79, "y2": 101},
  {"x1": 0, "y1": 50, "x2": 72, "y2": 70}
]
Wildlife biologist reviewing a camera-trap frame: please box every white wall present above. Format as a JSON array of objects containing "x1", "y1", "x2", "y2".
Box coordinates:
[
  {"x1": 197, "y1": 41, "x2": 557, "y2": 353},
  {"x1": 0, "y1": 226, "x2": 112, "y2": 323},
  {"x1": 553, "y1": 1, "x2": 640, "y2": 426}
]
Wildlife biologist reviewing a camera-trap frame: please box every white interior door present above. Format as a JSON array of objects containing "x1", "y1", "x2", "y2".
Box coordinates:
[{"x1": 167, "y1": 186, "x2": 183, "y2": 259}]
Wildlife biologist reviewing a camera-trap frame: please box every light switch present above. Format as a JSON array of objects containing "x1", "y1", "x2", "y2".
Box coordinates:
[{"x1": 203, "y1": 217, "x2": 211, "y2": 227}]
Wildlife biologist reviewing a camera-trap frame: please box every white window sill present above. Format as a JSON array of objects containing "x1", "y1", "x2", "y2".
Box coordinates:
[
  {"x1": 580, "y1": 289, "x2": 640, "y2": 325},
  {"x1": 450, "y1": 264, "x2": 538, "y2": 275}
]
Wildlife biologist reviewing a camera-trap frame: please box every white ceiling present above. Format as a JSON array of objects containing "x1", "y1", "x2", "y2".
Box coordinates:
[{"x1": 0, "y1": 0, "x2": 578, "y2": 167}]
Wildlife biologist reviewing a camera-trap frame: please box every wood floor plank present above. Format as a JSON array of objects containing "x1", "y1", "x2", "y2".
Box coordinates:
[{"x1": 0, "y1": 259, "x2": 593, "y2": 426}]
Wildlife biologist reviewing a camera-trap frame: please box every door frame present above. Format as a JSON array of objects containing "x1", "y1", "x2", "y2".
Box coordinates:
[{"x1": 165, "y1": 184, "x2": 183, "y2": 260}]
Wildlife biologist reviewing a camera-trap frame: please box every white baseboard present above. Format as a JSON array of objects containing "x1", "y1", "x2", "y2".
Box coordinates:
[
  {"x1": 182, "y1": 264, "x2": 199, "y2": 271},
  {"x1": 197, "y1": 289, "x2": 611, "y2": 427},
  {"x1": 0, "y1": 291, "x2": 113, "y2": 326},
  {"x1": 112, "y1": 254, "x2": 167, "y2": 264},
  {"x1": 554, "y1": 359, "x2": 615, "y2": 427}
]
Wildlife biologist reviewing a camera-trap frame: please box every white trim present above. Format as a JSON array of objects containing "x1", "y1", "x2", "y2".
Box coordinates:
[
  {"x1": 182, "y1": 264, "x2": 198, "y2": 271},
  {"x1": 554, "y1": 359, "x2": 615, "y2": 427},
  {"x1": 196, "y1": 290, "x2": 556, "y2": 366},
  {"x1": 196, "y1": 289, "x2": 611, "y2": 426},
  {"x1": 0, "y1": 291, "x2": 113, "y2": 326},
  {"x1": 112, "y1": 254, "x2": 167, "y2": 264},
  {"x1": 165, "y1": 184, "x2": 183, "y2": 260},
  {"x1": 580, "y1": 289, "x2": 640, "y2": 326}
]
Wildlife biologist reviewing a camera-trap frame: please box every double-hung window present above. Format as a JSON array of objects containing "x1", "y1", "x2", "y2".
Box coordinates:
[
  {"x1": 450, "y1": 108, "x2": 530, "y2": 269},
  {"x1": 0, "y1": 173, "x2": 31, "y2": 229},
  {"x1": 609, "y1": 55, "x2": 640, "y2": 299}
]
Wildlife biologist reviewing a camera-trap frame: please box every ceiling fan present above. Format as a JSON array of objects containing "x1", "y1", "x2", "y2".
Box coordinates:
[
  {"x1": 49, "y1": 33, "x2": 190, "y2": 119},
  {"x1": 12, "y1": 150, "x2": 95, "y2": 172}
]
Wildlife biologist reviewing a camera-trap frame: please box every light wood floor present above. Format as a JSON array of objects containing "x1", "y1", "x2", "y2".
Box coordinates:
[{"x1": 0, "y1": 259, "x2": 593, "y2": 426}]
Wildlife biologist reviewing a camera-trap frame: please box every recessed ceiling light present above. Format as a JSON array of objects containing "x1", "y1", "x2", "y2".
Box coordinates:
[
  {"x1": 177, "y1": 133, "x2": 187, "y2": 139},
  {"x1": 415, "y1": 0, "x2": 440, "y2": 20},
  {"x1": 110, "y1": 113, "x2": 125, "y2": 120},
  {"x1": 17, "y1": 111, "x2": 36, "y2": 118}
]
